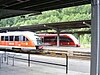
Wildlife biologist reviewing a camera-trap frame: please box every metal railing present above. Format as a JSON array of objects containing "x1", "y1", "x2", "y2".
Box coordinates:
[{"x1": 0, "y1": 49, "x2": 68, "y2": 74}]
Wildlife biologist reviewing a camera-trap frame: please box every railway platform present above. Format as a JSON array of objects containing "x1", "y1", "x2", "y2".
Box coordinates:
[{"x1": 0, "y1": 57, "x2": 89, "y2": 75}]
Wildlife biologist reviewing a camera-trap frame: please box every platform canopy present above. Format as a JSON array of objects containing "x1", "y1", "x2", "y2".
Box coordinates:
[
  {"x1": 0, "y1": 0, "x2": 91, "y2": 19},
  {"x1": 0, "y1": 20, "x2": 91, "y2": 33}
]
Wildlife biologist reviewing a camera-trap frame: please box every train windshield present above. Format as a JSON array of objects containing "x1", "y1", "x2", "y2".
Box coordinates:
[
  {"x1": 36, "y1": 38, "x2": 43, "y2": 45},
  {"x1": 27, "y1": 33, "x2": 43, "y2": 45}
]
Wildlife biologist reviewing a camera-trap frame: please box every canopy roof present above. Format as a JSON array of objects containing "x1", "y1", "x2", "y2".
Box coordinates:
[
  {"x1": 0, "y1": 0, "x2": 91, "y2": 19},
  {"x1": 0, "y1": 20, "x2": 91, "y2": 33}
]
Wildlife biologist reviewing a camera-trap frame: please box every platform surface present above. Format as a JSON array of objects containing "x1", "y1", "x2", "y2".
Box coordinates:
[{"x1": 0, "y1": 59, "x2": 90, "y2": 75}]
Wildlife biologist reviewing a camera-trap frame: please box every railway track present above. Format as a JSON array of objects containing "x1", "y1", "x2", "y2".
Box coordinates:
[
  {"x1": 42, "y1": 49, "x2": 91, "y2": 60},
  {"x1": 42, "y1": 46, "x2": 91, "y2": 60},
  {"x1": 0, "y1": 48, "x2": 91, "y2": 60}
]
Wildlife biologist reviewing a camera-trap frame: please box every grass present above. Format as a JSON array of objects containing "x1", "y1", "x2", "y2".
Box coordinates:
[{"x1": 80, "y1": 44, "x2": 91, "y2": 48}]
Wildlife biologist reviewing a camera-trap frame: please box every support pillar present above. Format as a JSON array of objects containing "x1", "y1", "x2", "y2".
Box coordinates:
[
  {"x1": 28, "y1": 52, "x2": 30, "y2": 67},
  {"x1": 57, "y1": 29, "x2": 60, "y2": 47},
  {"x1": 78, "y1": 34, "x2": 80, "y2": 43},
  {"x1": 91, "y1": 0, "x2": 100, "y2": 75}
]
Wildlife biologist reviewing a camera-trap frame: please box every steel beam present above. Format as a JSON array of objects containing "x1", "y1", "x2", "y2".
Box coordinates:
[{"x1": 91, "y1": 0, "x2": 100, "y2": 75}]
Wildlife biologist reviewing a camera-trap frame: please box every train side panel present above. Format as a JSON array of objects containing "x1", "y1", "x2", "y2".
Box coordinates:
[{"x1": 37, "y1": 34, "x2": 80, "y2": 47}]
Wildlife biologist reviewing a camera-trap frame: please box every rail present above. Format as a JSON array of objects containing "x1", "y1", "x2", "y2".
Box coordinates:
[{"x1": 43, "y1": 49, "x2": 91, "y2": 60}]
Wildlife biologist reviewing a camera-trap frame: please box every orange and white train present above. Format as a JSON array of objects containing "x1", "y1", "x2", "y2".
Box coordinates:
[{"x1": 0, "y1": 31, "x2": 43, "y2": 52}]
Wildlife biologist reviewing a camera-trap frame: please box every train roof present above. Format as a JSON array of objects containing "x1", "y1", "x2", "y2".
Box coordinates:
[
  {"x1": 37, "y1": 34, "x2": 73, "y2": 36},
  {"x1": 0, "y1": 31, "x2": 41, "y2": 40},
  {"x1": 37, "y1": 34, "x2": 77, "y2": 40},
  {"x1": 0, "y1": 31, "x2": 36, "y2": 36}
]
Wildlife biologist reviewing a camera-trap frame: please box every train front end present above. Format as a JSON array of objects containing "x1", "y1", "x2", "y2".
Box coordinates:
[
  {"x1": 35, "y1": 37, "x2": 43, "y2": 50},
  {"x1": 26, "y1": 32, "x2": 43, "y2": 52},
  {"x1": 32, "y1": 33, "x2": 43, "y2": 52}
]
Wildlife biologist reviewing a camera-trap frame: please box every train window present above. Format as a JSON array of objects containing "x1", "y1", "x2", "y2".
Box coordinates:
[
  {"x1": 44, "y1": 37, "x2": 56, "y2": 42},
  {"x1": 15, "y1": 36, "x2": 19, "y2": 41},
  {"x1": 18, "y1": 35, "x2": 29, "y2": 41},
  {"x1": 66, "y1": 38, "x2": 73, "y2": 42},
  {"x1": 44, "y1": 37, "x2": 50, "y2": 42},
  {"x1": 41, "y1": 38, "x2": 44, "y2": 42},
  {"x1": 23, "y1": 36, "x2": 25, "y2": 41},
  {"x1": 5, "y1": 36, "x2": 8, "y2": 41},
  {"x1": 1, "y1": 36, "x2": 4, "y2": 41},
  {"x1": 23, "y1": 36, "x2": 29, "y2": 41},
  {"x1": 36, "y1": 38, "x2": 42, "y2": 44},
  {"x1": 10, "y1": 36, "x2": 14, "y2": 41},
  {"x1": 60, "y1": 36, "x2": 73, "y2": 42}
]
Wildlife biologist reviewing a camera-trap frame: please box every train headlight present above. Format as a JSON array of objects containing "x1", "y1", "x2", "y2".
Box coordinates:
[{"x1": 26, "y1": 43, "x2": 28, "y2": 45}]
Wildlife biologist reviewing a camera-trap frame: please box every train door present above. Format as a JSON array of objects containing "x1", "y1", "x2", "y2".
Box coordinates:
[
  {"x1": 1, "y1": 36, "x2": 6, "y2": 46},
  {"x1": 0, "y1": 36, "x2": 4, "y2": 46},
  {"x1": 14, "y1": 36, "x2": 20, "y2": 48},
  {"x1": 1, "y1": 36, "x2": 9, "y2": 48},
  {"x1": 19, "y1": 35, "x2": 29, "y2": 47},
  {"x1": 8, "y1": 36, "x2": 15, "y2": 46},
  {"x1": 5, "y1": 36, "x2": 9, "y2": 46},
  {"x1": 13, "y1": 35, "x2": 27, "y2": 49}
]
